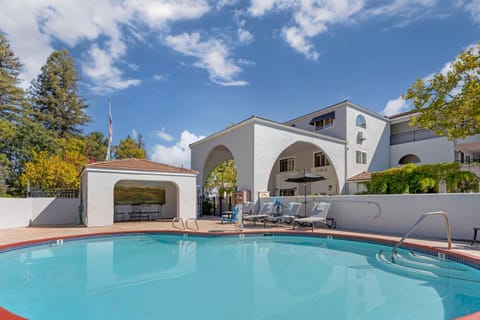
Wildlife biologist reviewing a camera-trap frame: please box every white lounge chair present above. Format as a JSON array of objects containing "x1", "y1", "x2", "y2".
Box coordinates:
[
  {"x1": 264, "y1": 202, "x2": 302, "y2": 227},
  {"x1": 243, "y1": 201, "x2": 274, "y2": 226},
  {"x1": 293, "y1": 202, "x2": 333, "y2": 231}
]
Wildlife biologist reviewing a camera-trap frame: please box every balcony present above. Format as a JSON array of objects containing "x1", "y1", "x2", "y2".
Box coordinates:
[{"x1": 390, "y1": 129, "x2": 438, "y2": 145}]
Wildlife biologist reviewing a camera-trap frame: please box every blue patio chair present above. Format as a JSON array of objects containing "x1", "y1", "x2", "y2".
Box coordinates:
[{"x1": 221, "y1": 204, "x2": 241, "y2": 224}]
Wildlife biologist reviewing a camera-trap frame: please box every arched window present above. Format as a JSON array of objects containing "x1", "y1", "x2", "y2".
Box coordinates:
[
  {"x1": 399, "y1": 154, "x2": 420, "y2": 165},
  {"x1": 356, "y1": 115, "x2": 366, "y2": 128}
]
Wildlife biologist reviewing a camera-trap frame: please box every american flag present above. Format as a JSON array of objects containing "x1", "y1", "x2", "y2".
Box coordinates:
[{"x1": 106, "y1": 98, "x2": 113, "y2": 160}]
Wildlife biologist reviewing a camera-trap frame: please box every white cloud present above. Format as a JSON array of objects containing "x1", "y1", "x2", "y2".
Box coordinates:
[
  {"x1": 465, "y1": 0, "x2": 480, "y2": 23},
  {"x1": 151, "y1": 130, "x2": 205, "y2": 168},
  {"x1": 82, "y1": 45, "x2": 141, "y2": 94},
  {"x1": 165, "y1": 32, "x2": 248, "y2": 86},
  {"x1": 156, "y1": 128, "x2": 175, "y2": 142},
  {"x1": 383, "y1": 96, "x2": 410, "y2": 116},
  {"x1": 153, "y1": 74, "x2": 168, "y2": 81},
  {"x1": 131, "y1": 129, "x2": 138, "y2": 139},
  {"x1": 238, "y1": 28, "x2": 254, "y2": 44},
  {"x1": 0, "y1": 0, "x2": 211, "y2": 92}
]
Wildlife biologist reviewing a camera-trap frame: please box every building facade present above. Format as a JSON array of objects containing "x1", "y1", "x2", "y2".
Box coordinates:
[{"x1": 190, "y1": 100, "x2": 480, "y2": 201}]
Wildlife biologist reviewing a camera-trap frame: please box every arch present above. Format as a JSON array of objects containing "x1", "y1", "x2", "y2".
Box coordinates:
[
  {"x1": 399, "y1": 154, "x2": 421, "y2": 165},
  {"x1": 356, "y1": 114, "x2": 366, "y2": 129},
  {"x1": 267, "y1": 141, "x2": 340, "y2": 196},
  {"x1": 201, "y1": 145, "x2": 235, "y2": 187}
]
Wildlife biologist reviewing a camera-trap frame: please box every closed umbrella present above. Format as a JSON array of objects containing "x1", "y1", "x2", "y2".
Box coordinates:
[{"x1": 285, "y1": 169, "x2": 326, "y2": 216}]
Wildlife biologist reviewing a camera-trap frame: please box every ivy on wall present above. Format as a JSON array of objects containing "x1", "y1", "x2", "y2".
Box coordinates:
[{"x1": 364, "y1": 163, "x2": 479, "y2": 194}]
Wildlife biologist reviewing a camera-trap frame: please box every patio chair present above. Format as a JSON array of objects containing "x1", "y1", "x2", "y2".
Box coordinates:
[
  {"x1": 242, "y1": 201, "x2": 254, "y2": 215},
  {"x1": 293, "y1": 202, "x2": 333, "y2": 231},
  {"x1": 243, "y1": 201, "x2": 274, "y2": 226},
  {"x1": 264, "y1": 201, "x2": 302, "y2": 227},
  {"x1": 221, "y1": 204, "x2": 242, "y2": 224}
]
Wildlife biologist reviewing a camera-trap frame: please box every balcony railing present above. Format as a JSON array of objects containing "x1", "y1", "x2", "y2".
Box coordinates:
[{"x1": 390, "y1": 129, "x2": 438, "y2": 145}]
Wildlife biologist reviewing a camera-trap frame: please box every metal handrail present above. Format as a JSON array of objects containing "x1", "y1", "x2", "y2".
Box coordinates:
[
  {"x1": 172, "y1": 217, "x2": 185, "y2": 230},
  {"x1": 186, "y1": 218, "x2": 199, "y2": 231},
  {"x1": 391, "y1": 211, "x2": 451, "y2": 263}
]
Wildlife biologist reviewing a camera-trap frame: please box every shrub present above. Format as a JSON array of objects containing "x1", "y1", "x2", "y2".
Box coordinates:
[{"x1": 446, "y1": 171, "x2": 479, "y2": 193}]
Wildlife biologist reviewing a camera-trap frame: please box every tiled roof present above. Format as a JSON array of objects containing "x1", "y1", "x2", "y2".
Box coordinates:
[
  {"x1": 347, "y1": 171, "x2": 371, "y2": 182},
  {"x1": 84, "y1": 158, "x2": 198, "y2": 175}
]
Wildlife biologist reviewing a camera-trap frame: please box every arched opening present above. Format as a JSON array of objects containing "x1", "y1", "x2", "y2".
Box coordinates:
[
  {"x1": 201, "y1": 145, "x2": 237, "y2": 216},
  {"x1": 113, "y1": 180, "x2": 178, "y2": 222},
  {"x1": 267, "y1": 141, "x2": 339, "y2": 197},
  {"x1": 399, "y1": 154, "x2": 421, "y2": 165}
]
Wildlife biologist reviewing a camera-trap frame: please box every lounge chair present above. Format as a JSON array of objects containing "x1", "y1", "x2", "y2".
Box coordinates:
[
  {"x1": 243, "y1": 201, "x2": 274, "y2": 226},
  {"x1": 242, "y1": 201, "x2": 254, "y2": 215},
  {"x1": 221, "y1": 204, "x2": 242, "y2": 224},
  {"x1": 293, "y1": 202, "x2": 333, "y2": 231},
  {"x1": 264, "y1": 202, "x2": 302, "y2": 227}
]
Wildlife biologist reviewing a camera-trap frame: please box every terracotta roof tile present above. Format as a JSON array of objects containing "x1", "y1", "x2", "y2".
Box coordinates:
[
  {"x1": 347, "y1": 171, "x2": 371, "y2": 182},
  {"x1": 84, "y1": 158, "x2": 198, "y2": 175}
]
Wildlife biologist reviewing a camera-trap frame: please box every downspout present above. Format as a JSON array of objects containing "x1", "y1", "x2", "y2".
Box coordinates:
[{"x1": 344, "y1": 142, "x2": 348, "y2": 195}]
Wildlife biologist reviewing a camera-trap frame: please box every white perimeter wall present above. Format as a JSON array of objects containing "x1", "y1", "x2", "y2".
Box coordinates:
[
  {"x1": 0, "y1": 198, "x2": 80, "y2": 229},
  {"x1": 261, "y1": 193, "x2": 480, "y2": 241}
]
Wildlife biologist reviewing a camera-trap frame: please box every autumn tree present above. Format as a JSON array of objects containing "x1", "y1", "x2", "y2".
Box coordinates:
[
  {"x1": 204, "y1": 160, "x2": 237, "y2": 196},
  {"x1": 20, "y1": 137, "x2": 87, "y2": 191},
  {"x1": 30, "y1": 49, "x2": 90, "y2": 138},
  {"x1": 113, "y1": 135, "x2": 146, "y2": 159},
  {"x1": 403, "y1": 42, "x2": 480, "y2": 140}
]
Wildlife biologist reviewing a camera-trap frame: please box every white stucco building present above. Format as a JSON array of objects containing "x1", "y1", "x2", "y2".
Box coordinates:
[
  {"x1": 190, "y1": 100, "x2": 480, "y2": 201},
  {"x1": 80, "y1": 159, "x2": 198, "y2": 227}
]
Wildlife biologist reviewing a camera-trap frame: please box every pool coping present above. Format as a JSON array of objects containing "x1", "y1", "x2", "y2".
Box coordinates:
[{"x1": 1, "y1": 229, "x2": 480, "y2": 320}]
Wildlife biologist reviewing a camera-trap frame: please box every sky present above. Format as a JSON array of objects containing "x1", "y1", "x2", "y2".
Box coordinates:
[{"x1": 0, "y1": 0, "x2": 479, "y2": 168}]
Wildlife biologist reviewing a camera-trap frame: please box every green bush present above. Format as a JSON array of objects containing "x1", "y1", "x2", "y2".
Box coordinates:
[
  {"x1": 446, "y1": 171, "x2": 479, "y2": 193},
  {"x1": 365, "y1": 162, "x2": 476, "y2": 194}
]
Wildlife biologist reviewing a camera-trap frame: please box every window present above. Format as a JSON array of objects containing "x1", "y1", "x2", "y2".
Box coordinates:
[
  {"x1": 314, "y1": 152, "x2": 330, "y2": 167},
  {"x1": 279, "y1": 157, "x2": 294, "y2": 172},
  {"x1": 356, "y1": 114, "x2": 366, "y2": 128},
  {"x1": 355, "y1": 150, "x2": 367, "y2": 165},
  {"x1": 399, "y1": 154, "x2": 420, "y2": 165},
  {"x1": 280, "y1": 188, "x2": 295, "y2": 196},
  {"x1": 315, "y1": 117, "x2": 334, "y2": 131}
]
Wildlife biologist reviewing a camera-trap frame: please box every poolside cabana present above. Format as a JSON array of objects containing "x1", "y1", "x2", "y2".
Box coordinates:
[{"x1": 80, "y1": 159, "x2": 198, "y2": 227}]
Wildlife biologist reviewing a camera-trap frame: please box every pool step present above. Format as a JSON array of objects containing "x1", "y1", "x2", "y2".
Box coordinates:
[{"x1": 376, "y1": 250, "x2": 480, "y2": 283}]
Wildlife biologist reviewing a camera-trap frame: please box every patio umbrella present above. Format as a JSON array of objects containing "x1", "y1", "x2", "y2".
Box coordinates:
[{"x1": 285, "y1": 169, "x2": 326, "y2": 216}]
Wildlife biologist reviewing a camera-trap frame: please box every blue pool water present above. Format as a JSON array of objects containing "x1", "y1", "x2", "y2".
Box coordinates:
[{"x1": 1, "y1": 234, "x2": 480, "y2": 320}]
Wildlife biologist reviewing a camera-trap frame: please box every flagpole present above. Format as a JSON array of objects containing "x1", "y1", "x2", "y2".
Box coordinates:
[{"x1": 105, "y1": 97, "x2": 112, "y2": 160}]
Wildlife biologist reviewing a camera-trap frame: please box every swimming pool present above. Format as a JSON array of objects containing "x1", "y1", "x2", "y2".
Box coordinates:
[{"x1": 1, "y1": 233, "x2": 479, "y2": 319}]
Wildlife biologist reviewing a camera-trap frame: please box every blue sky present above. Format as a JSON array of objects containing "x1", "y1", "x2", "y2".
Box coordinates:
[{"x1": 0, "y1": 0, "x2": 479, "y2": 167}]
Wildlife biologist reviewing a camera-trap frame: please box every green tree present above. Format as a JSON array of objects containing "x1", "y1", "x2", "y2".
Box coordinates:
[
  {"x1": 0, "y1": 34, "x2": 28, "y2": 123},
  {"x1": 136, "y1": 133, "x2": 148, "y2": 158},
  {"x1": 204, "y1": 160, "x2": 237, "y2": 196},
  {"x1": 403, "y1": 42, "x2": 480, "y2": 140},
  {"x1": 113, "y1": 135, "x2": 146, "y2": 159},
  {"x1": 84, "y1": 131, "x2": 108, "y2": 162},
  {"x1": 30, "y1": 49, "x2": 90, "y2": 138}
]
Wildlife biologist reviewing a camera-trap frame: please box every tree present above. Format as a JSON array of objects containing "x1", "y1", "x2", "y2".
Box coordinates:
[
  {"x1": 204, "y1": 160, "x2": 237, "y2": 196},
  {"x1": 20, "y1": 137, "x2": 87, "y2": 191},
  {"x1": 0, "y1": 34, "x2": 28, "y2": 123},
  {"x1": 30, "y1": 49, "x2": 90, "y2": 138},
  {"x1": 113, "y1": 135, "x2": 146, "y2": 159},
  {"x1": 403, "y1": 42, "x2": 480, "y2": 140},
  {"x1": 84, "y1": 131, "x2": 108, "y2": 162},
  {"x1": 136, "y1": 133, "x2": 148, "y2": 158}
]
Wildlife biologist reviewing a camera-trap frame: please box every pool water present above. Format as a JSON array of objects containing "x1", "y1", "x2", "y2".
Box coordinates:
[{"x1": 1, "y1": 234, "x2": 480, "y2": 320}]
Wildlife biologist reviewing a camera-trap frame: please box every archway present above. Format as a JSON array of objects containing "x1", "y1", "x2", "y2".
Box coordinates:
[
  {"x1": 113, "y1": 180, "x2": 178, "y2": 221},
  {"x1": 267, "y1": 141, "x2": 339, "y2": 197},
  {"x1": 399, "y1": 154, "x2": 421, "y2": 165}
]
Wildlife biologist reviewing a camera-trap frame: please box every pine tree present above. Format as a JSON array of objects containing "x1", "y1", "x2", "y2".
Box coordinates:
[
  {"x1": 0, "y1": 34, "x2": 28, "y2": 123},
  {"x1": 30, "y1": 49, "x2": 90, "y2": 138},
  {"x1": 113, "y1": 135, "x2": 146, "y2": 159}
]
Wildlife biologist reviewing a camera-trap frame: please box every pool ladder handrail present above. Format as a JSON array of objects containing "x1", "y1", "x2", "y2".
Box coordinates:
[
  {"x1": 171, "y1": 217, "x2": 199, "y2": 231},
  {"x1": 391, "y1": 211, "x2": 451, "y2": 263}
]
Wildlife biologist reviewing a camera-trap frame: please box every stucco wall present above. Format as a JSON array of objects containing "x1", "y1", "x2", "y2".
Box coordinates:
[
  {"x1": 390, "y1": 137, "x2": 454, "y2": 167},
  {"x1": 260, "y1": 194, "x2": 480, "y2": 241},
  {"x1": 83, "y1": 170, "x2": 197, "y2": 227},
  {"x1": 0, "y1": 198, "x2": 79, "y2": 229}
]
